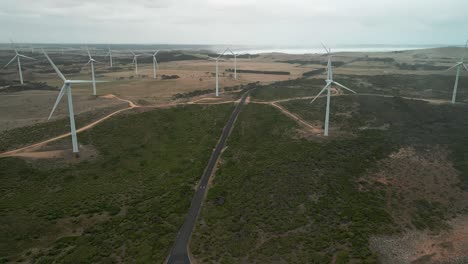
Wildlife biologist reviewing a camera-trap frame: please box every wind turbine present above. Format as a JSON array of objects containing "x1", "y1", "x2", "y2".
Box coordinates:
[
  {"x1": 226, "y1": 48, "x2": 238, "y2": 80},
  {"x1": 210, "y1": 48, "x2": 238, "y2": 97},
  {"x1": 310, "y1": 43, "x2": 356, "y2": 137},
  {"x1": 447, "y1": 40, "x2": 468, "y2": 104},
  {"x1": 105, "y1": 46, "x2": 114, "y2": 67},
  {"x1": 82, "y1": 47, "x2": 103, "y2": 96},
  {"x1": 3, "y1": 43, "x2": 35, "y2": 85},
  {"x1": 130, "y1": 51, "x2": 146, "y2": 76},
  {"x1": 151, "y1": 50, "x2": 160, "y2": 79},
  {"x1": 43, "y1": 50, "x2": 103, "y2": 153}
]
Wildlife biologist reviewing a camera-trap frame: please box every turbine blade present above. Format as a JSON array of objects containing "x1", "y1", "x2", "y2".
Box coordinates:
[
  {"x1": 217, "y1": 48, "x2": 230, "y2": 59},
  {"x1": 463, "y1": 64, "x2": 468, "y2": 72},
  {"x1": 333, "y1": 81, "x2": 356, "y2": 94},
  {"x1": 43, "y1": 50, "x2": 66, "y2": 81},
  {"x1": 48, "y1": 84, "x2": 67, "y2": 120},
  {"x1": 310, "y1": 83, "x2": 331, "y2": 104},
  {"x1": 3, "y1": 55, "x2": 17, "y2": 68},
  {"x1": 446, "y1": 64, "x2": 459, "y2": 71},
  {"x1": 320, "y1": 42, "x2": 330, "y2": 54},
  {"x1": 81, "y1": 60, "x2": 91, "y2": 72},
  {"x1": 18, "y1": 54, "x2": 35, "y2": 60},
  {"x1": 87, "y1": 48, "x2": 92, "y2": 59},
  {"x1": 226, "y1": 48, "x2": 235, "y2": 55}
]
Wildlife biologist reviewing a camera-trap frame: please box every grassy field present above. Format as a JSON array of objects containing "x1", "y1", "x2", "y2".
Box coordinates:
[
  {"x1": 0, "y1": 103, "x2": 234, "y2": 263},
  {"x1": 250, "y1": 78, "x2": 324, "y2": 101},
  {"x1": 0, "y1": 104, "x2": 127, "y2": 152},
  {"x1": 191, "y1": 96, "x2": 468, "y2": 263}
]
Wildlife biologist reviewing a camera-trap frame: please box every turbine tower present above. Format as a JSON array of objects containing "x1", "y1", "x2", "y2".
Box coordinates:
[
  {"x1": 82, "y1": 48, "x2": 103, "y2": 96},
  {"x1": 210, "y1": 48, "x2": 238, "y2": 97},
  {"x1": 310, "y1": 43, "x2": 356, "y2": 136},
  {"x1": 151, "y1": 50, "x2": 160, "y2": 79},
  {"x1": 105, "y1": 46, "x2": 114, "y2": 67},
  {"x1": 130, "y1": 51, "x2": 146, "y2": 76},
  {"x1": 447, "y1": 40, "x2": 468, "y2": 104},
  {"x1": 43, "y1": 50, "x2": 104, "y2": 153},
  {"x1": 3, "y1": 43, "x2": 35, "y2": 85}
]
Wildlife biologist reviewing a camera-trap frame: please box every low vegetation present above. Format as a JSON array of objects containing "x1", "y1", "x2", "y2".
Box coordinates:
[
  {"x1": 172, "y1": 89, "x2": 214, "y2": 100},
  {"x1": 337, "y1": 74, "x2": 468, "y2": 102},
  {"x1": 0, "y1": 105, "x2": 126, "y2": 152},
  {"x1": 0, "y1": 81, "x2": 57, "y2": 93},
  {"x1": 250, "y1": 78, "x2": 324, "y2": 101},
  {"x1": 0, "y1": 104, "x2": 234, "y2": 263},
  {"x1": 278, "y1": 60, "x2": 346, "y2": 67},
  {"x1": 192, "y1": 103, "x2": 397, "y2": 263},
  {"x1": 160, "y1": 74, "x2": 180, "y2": 80},
  {"x1": 225, "y1": 69, "x2": 290, "y2": 75},
  {"x1": 192, "y1": 95, "x2": 468, "y2": 262}
]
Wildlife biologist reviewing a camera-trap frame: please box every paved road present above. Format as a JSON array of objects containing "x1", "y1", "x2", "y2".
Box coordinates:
[{"x1": 166, "y1": 91, "x2": 251, "y2": 264}]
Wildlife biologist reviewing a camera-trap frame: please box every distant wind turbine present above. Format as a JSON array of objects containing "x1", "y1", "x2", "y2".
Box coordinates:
[
  {"x1": 151, "y1": 50, "x2": 160, "y2": 79},
  {"x1": 209, "y1": 48, "x2": 238, "y2": 97},
  {"x1": 43, "y1": 50, "x2": 106, "y2": 153},
  {"x1": 3, "y1": 42, "x2": 35, "y2": 85},
  {"x1": 130, "y1": 51, "x2": 147, "y2": 76},
  {"x1": 446, "y1": 40, "x2": 468, "y2": 104},
  {"x1": 310, "y1": 43, "x2": 356, "y2": 136},
  {"x1": 105, "y1": 46, "x2": 114, "y2": 67},
  {"x1": 82, "y1": 47, "x2": 104, "y2": 96}
]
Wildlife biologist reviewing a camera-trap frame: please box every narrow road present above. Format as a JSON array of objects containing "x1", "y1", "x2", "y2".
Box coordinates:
[{"x1": 166, "y1": 91, "x2": 251, "y2": 264}]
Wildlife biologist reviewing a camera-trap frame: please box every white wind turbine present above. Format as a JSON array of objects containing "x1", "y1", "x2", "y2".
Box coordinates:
[
  {"x1": 310, "y1": 43, "x2": 356, "y2": 137},
  {"x1": 209, "y1": 48, "x2": 238, "y2": 97},
  {"x1": 447, "y1": 40, "x2": 468, "y2": 104},
  {"x1": 105, "y1": 46, "x2": 114, "y2": 67},
  {"x1": 151, "y1": 50, "x2": 160, "y2": 79},
  {"x1": 3, "y1": 43, "x2": 35, "y2": 85},
  {"x1": 130, "y1": 51, "x2": 147, "y2": 76},
  {"x1": 82, "y1": 47, "x2": 103, "y2": 96},
  {"x1": 226, "y1": 48, "x2": 238, "y2": 80},
  {"x1": 43, "y1": 50, "x2": 105, "y2": 153}
]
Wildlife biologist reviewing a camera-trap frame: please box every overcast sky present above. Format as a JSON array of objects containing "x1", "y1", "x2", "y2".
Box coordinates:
[{"x1": 0, "y1": 0, "x2": 467, "y2": 46}]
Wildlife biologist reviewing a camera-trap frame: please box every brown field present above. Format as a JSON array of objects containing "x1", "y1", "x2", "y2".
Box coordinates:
[
  {"x1": 0, "y1": 47, "x2": 466, "y2": 133},
  {"x1": 0, "y1": 55, "x2": 320, "y2": 130}
]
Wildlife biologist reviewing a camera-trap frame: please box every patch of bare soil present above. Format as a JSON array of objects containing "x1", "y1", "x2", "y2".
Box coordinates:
[
  {"x1": 360, "y1": 146, "x2": 468, "y2": 228},
  {"x1": 10, "y1": 143, "x2": 98, "y2": 164},
  {"x1": 370, "y1": 215, "x2": 468, "y2": 264},
  {"x1": 362, "y1": 146, "x2": 468, "y2": 263}
]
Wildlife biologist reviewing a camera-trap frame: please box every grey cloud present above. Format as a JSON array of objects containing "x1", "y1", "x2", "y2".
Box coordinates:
[{"x1": 0, "y1": 0, "x2": 466, "y2": 45}]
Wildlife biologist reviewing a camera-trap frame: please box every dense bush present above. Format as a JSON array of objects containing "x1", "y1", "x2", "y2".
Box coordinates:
[{"x1": 0, "y1": 104, "x2": 234, "y2": 263}]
